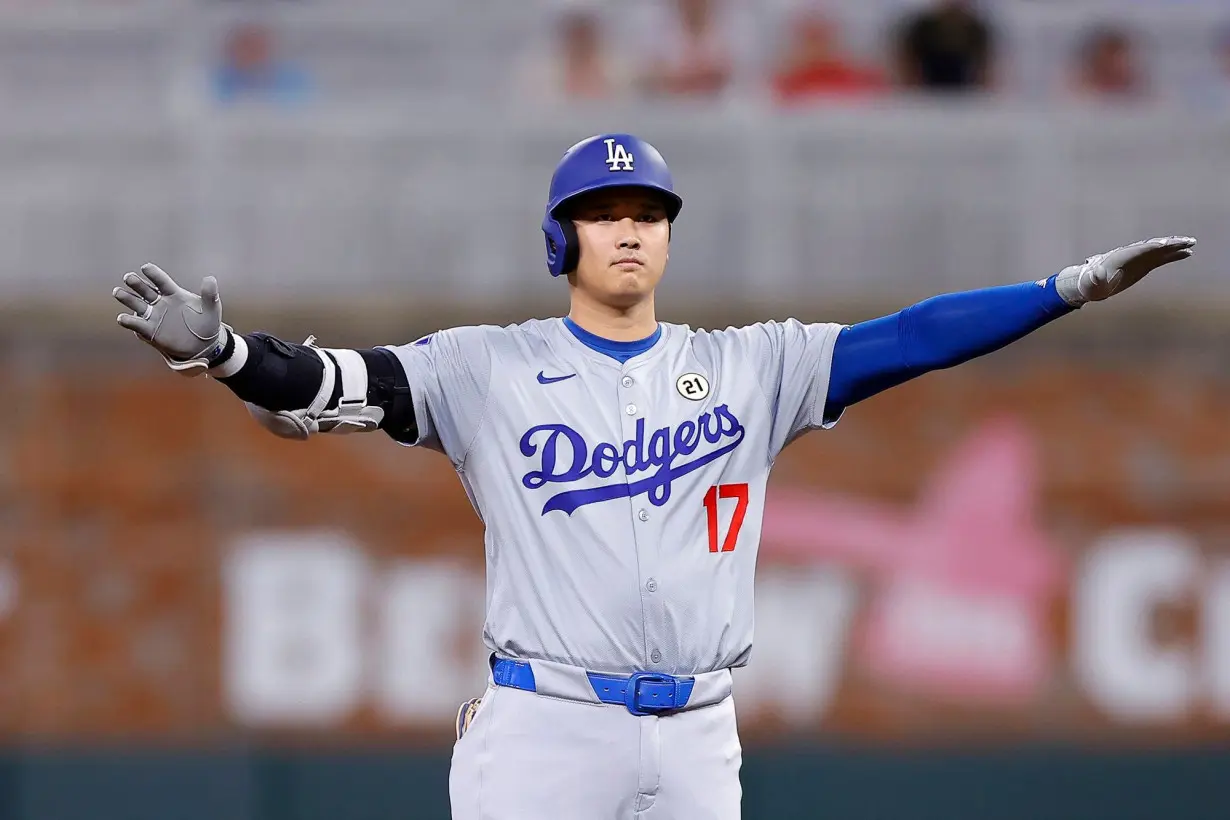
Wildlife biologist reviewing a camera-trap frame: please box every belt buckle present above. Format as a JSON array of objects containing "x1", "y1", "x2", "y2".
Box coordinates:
[{"x1": 623, "y1": 671, "x2": 678, "y2": 716}]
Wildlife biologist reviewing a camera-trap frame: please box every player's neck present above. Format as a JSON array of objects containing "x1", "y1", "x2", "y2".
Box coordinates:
[{"x1": 567, "y1": 296, "x2": 658, "y2": 342}]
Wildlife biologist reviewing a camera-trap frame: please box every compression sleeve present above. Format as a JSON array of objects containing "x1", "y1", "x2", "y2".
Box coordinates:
[
  {"x1": 826, "y1": 275, "x2": 1075, "y2": 416},
  {"x1": 212, "y1": 330, "x2": 417, "y2": 439}
]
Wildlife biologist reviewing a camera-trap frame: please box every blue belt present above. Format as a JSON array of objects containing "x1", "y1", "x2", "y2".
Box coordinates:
[{"x1": 491, "y1": 657, "x2": 695, "y2": 717}]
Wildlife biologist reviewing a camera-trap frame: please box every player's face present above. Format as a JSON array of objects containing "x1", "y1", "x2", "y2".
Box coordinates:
[{"x1": 568, "y1": 189, "x2": 671, "y2": 308}]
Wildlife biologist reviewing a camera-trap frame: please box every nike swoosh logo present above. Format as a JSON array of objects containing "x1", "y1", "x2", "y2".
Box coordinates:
[{"x1": 537, "y1": 371, "x2": 576, "y2": 385}]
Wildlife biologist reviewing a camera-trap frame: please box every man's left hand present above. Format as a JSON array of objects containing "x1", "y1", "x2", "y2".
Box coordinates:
[{"x1": 1055, "y1": 236, "x2": 1196, "y2": 306}]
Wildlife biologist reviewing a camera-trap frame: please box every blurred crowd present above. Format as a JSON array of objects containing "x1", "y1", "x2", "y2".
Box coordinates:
[
  {"x1": 201, "y1": 0, "x2": 1230, "y2": 109},
  {"x1": 516, "y1": 0, "x2": 1228, "y2": 106}
]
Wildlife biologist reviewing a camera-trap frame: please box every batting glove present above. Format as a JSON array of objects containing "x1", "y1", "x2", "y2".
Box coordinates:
[
  {"x1": 1055, "y1": 236, "x2": 1196, "y2": 307},
  {"x1": 455, "y1": 697, "x2": 482, "y2": 741},
  {"x1": 113, "y1": 263, "x2": 228, "y2": 375}
]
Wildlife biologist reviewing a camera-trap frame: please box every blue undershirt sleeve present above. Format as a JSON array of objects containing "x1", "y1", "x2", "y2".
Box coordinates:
[{"x1": 825, "y1": 275, "x2": 1076, "y2": 420}]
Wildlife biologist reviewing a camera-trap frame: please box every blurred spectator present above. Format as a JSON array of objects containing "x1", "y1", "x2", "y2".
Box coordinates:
[
  {"x1": 640, "y1": 0, "x2": 733, "y2": 98},
  {"x1": 516, "y1": 7, "x2": 632, "y2": 102},
  {"x1": 771, "y1": 10, "x2": 887, "y2": 104},
  {"x1": 1219, "y1": 27, "x2": 1230, "y2": 93},
  {"x1": 1068, "y1": 24, "x2": 1147, "y2": 100},
  {"x1": 1203, "y1": 25, "x2": 1230, "y2": 107},
  {"x1": 213, "y1": 23, "x2": 312, "y2": 106},
  {"x1": 893, "y1": 0, "x2": 994, "y2": 92}
]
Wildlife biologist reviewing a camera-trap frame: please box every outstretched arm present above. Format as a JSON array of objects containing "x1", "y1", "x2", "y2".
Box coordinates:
[
  {"x1": 113, "y1": 263, "x2": 416, "y2": 441},
  {"x1": 826, "y1": 236, "x2": 1196, "y2": 418}
]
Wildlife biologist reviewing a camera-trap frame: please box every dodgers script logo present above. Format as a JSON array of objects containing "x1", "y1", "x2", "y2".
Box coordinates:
[{"x1": 519, "y1": 405, "x2": 745, "y2": 515}]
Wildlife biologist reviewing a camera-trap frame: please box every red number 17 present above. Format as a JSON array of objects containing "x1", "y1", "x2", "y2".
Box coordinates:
[{"x1": 704, "y1": 483, "x2": 749, "y2": 553}]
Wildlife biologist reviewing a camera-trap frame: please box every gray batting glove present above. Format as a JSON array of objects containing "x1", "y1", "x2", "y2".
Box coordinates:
[
  {"x1": 1055, "y1": 236, "x2": 1196, "y2": 307},
  {"x1": 113, "y1": 263, "x2": 228, "y2": 375}
]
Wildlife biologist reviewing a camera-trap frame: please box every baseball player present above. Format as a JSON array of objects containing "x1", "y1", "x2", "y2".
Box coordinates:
[{"x1": 112, "y1": 133, "x2": 1194, "y2": 819}]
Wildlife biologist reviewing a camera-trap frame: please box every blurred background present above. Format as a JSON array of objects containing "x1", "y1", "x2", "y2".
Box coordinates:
[{"x1": 2, "y1": 0, "x2": 1230, "y2": 817}]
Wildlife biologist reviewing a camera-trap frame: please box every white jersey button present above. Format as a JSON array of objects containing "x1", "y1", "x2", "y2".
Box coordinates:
[
  {"x1": 646, "y1": 578, "x2": 658, "y2": 592},
  {"x1": 650, "y1": 650, "x2": 662, "y2": 664},
  {"x1": 637, "y1": 509, "x2": 649, "y2": 522},
  {"x1": 621, "y1": 376, "x2": 633, "y2": 388},
  {"x1": 625, "y1": 404, "x2": 637, "y2": 415}
]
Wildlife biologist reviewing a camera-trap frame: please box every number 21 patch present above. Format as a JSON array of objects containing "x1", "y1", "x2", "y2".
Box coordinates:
[{"x1": 676, "y1": 372, "x2": 710, "y2": 401}]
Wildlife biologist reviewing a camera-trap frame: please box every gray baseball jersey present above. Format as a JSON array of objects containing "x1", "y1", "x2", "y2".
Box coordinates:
[{"x1": 385, "y1": 317, "x2": 842, "y2": 677}]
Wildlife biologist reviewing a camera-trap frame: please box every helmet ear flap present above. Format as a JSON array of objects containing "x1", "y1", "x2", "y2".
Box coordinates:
[
  {"x1": 543, "y1": 216, "x2": 580, "y2": 278},
  {"x1": 560, "y1": 219, "x2": 579, "y2": 275}
]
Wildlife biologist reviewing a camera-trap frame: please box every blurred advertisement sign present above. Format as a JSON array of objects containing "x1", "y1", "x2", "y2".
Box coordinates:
[
  {"x1": 762, "y1": 419, "x2": 1063, "y2": 706},
  {"x1": 4, "y1": 365, "x2": 1230, "y2": 743}
]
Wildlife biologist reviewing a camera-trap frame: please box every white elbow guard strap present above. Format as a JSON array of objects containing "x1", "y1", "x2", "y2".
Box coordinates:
[{"x1": 246, "y1": 338, "x2": 385, "y2": 440}]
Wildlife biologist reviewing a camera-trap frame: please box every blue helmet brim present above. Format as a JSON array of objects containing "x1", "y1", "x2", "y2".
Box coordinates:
[{"x1": 548, "y1": 179, "x2": 683, "y2": 223}]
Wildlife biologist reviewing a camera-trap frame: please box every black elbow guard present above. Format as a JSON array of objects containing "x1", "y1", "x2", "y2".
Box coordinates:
[{"x1": 358, "y1": 348, "x2": 418, "y2": 444}]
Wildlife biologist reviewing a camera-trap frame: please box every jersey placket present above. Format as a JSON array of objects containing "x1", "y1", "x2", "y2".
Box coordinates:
[{"x1": 617, "y1": 361, "x2": 667, "y2": 671}]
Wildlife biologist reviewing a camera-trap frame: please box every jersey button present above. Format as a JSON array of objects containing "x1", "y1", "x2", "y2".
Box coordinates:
[
  {"x1": 625, "y1": 404, "x2": 637, "y2": 416},
  {"x1": 646, "y1": 578, "x2": 658, "y2": 593},
  {"x1": 637, "y1": 509, "x2": 649, "y2": 522},
  {"x1": 650, "y1": 650, "x2": 662, "y2": 664},
  {"x1": 621, "y1": 376, "x2": 633, "y2": 388}
]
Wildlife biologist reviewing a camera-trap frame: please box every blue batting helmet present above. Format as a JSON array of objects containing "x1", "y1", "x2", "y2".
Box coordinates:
[{"x1": 542, "y1": 133, "x2": 683, "y2": 278}]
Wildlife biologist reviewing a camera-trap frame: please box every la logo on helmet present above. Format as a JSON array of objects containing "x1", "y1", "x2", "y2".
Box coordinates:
[{"x1": 604, "y1": 138, "x2": 635, "y2": 172}]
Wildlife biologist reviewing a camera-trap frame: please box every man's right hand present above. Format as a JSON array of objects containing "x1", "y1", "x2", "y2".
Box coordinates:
[{"x1": 113, "y1": 263, "x2": 227, "y2": 375}]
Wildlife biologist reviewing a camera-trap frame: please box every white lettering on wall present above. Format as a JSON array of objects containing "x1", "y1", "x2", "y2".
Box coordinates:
[
  {"x1": 373, "y1": 560, "x2": 488, "y2": 721},
  {"x1": 734, "y1": 567, "x2": 858, "y2": 721},
  {"x1": 1074, "y1": 530, "x2": 1198, "y2": 722},
  {"x1": 224, "y1": 531, "x2": 368, "y2": 725}
]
